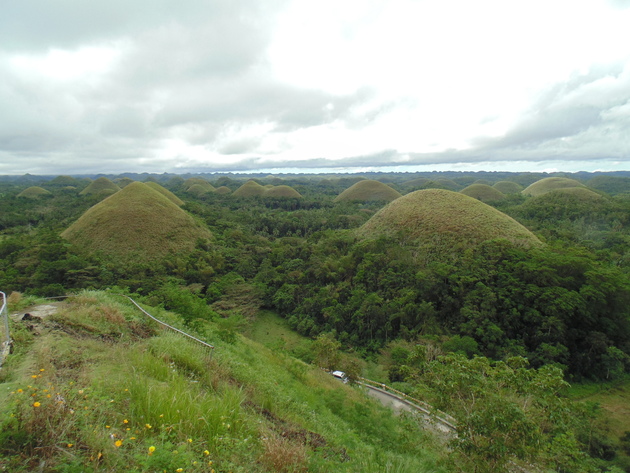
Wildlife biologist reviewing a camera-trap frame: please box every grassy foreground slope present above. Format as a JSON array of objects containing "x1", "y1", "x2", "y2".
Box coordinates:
[
  {"x1": 358, "y1": 189, "x2": 542, "y2": 249},
  {"x1": 0, "y1": 291, "x2": 446, "y2": 473}
]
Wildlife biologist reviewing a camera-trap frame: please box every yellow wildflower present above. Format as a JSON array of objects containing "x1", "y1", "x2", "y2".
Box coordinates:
[
  {"x1": 67, "y1": 443, "x2": 73, "y2": 448},
  {"x1": 176, "y1": 469, "x2": 183, "y2": 472},
  {"x1": 33, "y1": 402, "x2": 41, "y2": 407},
  {"x1": 203, "y1": 450, "x2": 210, "y2": 456},
  {"x1": 123, "y1": 419, "x2": 129, "y2": 424},
  {"x1": 40, "y1": 368, "x2": 45, "y2": 372},
  {"x1": 187, "y1": 438, "x2": 192, "y2": 443},
  {"x1": 148, "y1": 446, "x2": 156, "y2": 455},
  {"x1": 145, "y1": 424, "x2": 152, "y2": 429},
  {"x1": 114, "y1": 440, "x2": 123, "y2": 448}
]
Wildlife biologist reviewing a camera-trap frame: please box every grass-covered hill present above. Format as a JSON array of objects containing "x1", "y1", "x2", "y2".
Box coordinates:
[
  {"x1": 0, "y1": 291, "x2": 446, "y2": 473},
  {"x1": 334, "y1": 180, "x2": 402, "y2": 203},
  {"x1": 215, "y1": 186, "x2": 232, "y2": 195},
  {"x1": 358, "y1": 189, "x2": 542, "y2": 249},
  {"x1": 16, "y1": 187, "x2": 52, "y2": 199},
  {"x1": 460, "y1": 184, "x2": 505, "y2": 203},
  {"x1": 185, "y1": 178, "x2": 216, "y2": 194},
  {"x1": 79, "y1": 177, "x2": 120, "y2": 198},
  {"x1": 522, "y1": 177, "x2": 586, "y2": 196},
  {"x1": 263, "y1": 185, "x2": 303, "y2": 199},
  {"x1": 233, "y1": 180, "x2": 267, "y2": 197},
  {"x1": 516, "y1": 187, "x2": 611, "y2": 223},
  {"x1": 49, "y1": 175, "x2": 81, "y2": 187},
  {"x1": 145, "y1": 181, "x2": 185, "y2": 206},
  {"x1": 61, "y1": 182, "x2": 212, "y2": 265},
  {"x1": 492, "y1": 181, "x2": 522, "y2": 194}
]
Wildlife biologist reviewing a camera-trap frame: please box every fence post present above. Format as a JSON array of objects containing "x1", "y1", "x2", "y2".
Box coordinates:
[{"x1": 0, "y1": 291, "x2": 10, "y2": 367}]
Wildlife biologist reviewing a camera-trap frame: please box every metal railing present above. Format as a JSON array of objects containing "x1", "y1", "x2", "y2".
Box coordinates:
[
  {"x1": 46, "y1": 293, "x2": 215, "y2": 358},
  {"x1": 358, "y1": 376, "x2": 457, "y2": 432},
  {"x1": 118, "y1": 294, "x2": 215, "y2": 358},
  {"x1": 0, "y1": 291, "x2": 10, "y2": 367}
]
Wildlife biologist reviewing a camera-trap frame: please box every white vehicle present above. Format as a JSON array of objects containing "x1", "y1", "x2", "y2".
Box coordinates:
[{"x1": 332, "y1": 370, "x2": 349, "y2": 383}]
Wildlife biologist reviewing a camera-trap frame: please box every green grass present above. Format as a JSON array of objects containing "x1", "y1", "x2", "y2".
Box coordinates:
[
  {"x1": 0, "y1": 290, "x2": 448, "y2": 473},
  {"x1": 358, "y1": 189, "x2": 542, "y2": 250},
  {"x1": 334, "y1": 180, "x2": 402, "y2": 203},
  {"x1": 145, "y1": 182, "x2": 185, "y2": 206}
]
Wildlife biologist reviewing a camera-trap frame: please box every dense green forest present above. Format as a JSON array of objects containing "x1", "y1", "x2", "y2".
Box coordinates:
[{"x1": 2, "y1": 171, "x2": 630, "y2": 471}]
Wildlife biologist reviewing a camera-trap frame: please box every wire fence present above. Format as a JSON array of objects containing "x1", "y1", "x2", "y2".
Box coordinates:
[
  {"x1": 44, "y1": 293, "x2": 215, "y2": 358},
  {"x1": 0, "y1": 291, "x2": 10, "y2": 367}
]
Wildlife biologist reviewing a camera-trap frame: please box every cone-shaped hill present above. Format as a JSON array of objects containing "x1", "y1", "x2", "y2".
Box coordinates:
[
  {"x1": 522, "y1": 177, "x2": 586, "y2": 196},
  {"x1": 358, "y1": 189, "x2": 542, "y2": 250},
  {"x1": 216, "y1": 186, "x2": 232, "y2": 195},
  {"x1": 62, "y1": 182, "x2": 212, "y2": 265},
  {"x1": 233, "y1": 180, "x2": 266, "y2": 197},
  {"x1": 79, "y1": 177, "x2": 120, "y2": 197},
  {"x1": 493, "y1": 181, "x2": 523, "y2": 194},
  {"x1": 460, "y1": 184, "x2": 505, "y2": 203},
  {"x1": 17, "y1": 186, "x2": 52, "y2": 198},
  {"x1": 185, "y1": 178, "x2": 216, "y2": 193},
  {"x1": 50, "y1": 175, "x2": 81, "y2": 187},
  {"x1": 518, "y1": 187, "x2": 609, "y2": 220},
  {"x1": 334, "y1": 180, "x2": 402, "y2": 203},
  {"x1": 263, "y1": 185, "x2": 303, "y2": 198},
  {"x1": 145, "y1": 181, "x2": 185, "y2": 206}
]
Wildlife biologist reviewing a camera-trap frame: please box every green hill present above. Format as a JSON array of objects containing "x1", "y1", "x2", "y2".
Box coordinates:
[
  {"x1": 588, "y1": 176, "x2": 630, "y2": 196},
  {"x1": 334, "y1": 180, "x2": 402, "y2": 203},
  {"x1": 145, "y1": 181, "x2": 184, "y2": 206},
  {"x1": 263, "y1": 185, "x2": 303, "y2": 198},
  {"x1": 16, "y1": 186, "x2": 52, "y2": 199},
  {"x1": 184, "y1": 178, "x2": 216, "y2": 193},
  {"x1": 215, "y1": 186, "x2": 232, "y2": 195},
  {"x1": 233, "y1": 180, "x2": 267, "y2": 197},
  {"x1": 114, "y1": 177, "x2": 135, "y2": 188},
  {"x1": 493, "y1": 181, "x2": 523, "y2": 194},
  {"x1": 358, "y1": 189, "x2": 541, "y2": 249},
  {"x1": 522, "y1": 177, "x2": 586, "y2": 196},
  {"x1": 49, "y1": 175, "x2": 81, "y2": 187},
  {"x1": 62, "y1": 182, "x2": 211, "y2": 265},
  {"x1": 460, "y1": 184, "x2": 505, "y2": 203},
  {"x1": 79, "y1": 177, "x2": 120, "y2": 197}
]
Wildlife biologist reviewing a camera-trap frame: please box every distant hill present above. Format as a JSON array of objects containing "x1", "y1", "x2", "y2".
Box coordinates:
[
  {"x1": 233, "y1": 180, "x2": 267, "y2": 197},
  {"x1": 62, "y1": 182, "x2": 212, "y2": 265},
  {"x1": 263, "y1": 185, "x2": 303, "y2": 198},
  {"x1": 79, "y1": 177, "x2": 120, "y2": 197},
  {"x1": 517, "y1": 187, "x2": 609, "y2": 222},
  {"x1": 588, "y1": 176, "x2": 630, "y2": 196},
  {"x1": 17, "y1": 186, "x2": 52, "y2": 198},
  {"x1": 493, "y1": 181, "x2": 523, "y2": 194},
  {"x1": 184, "y1": 178, "x2": 216, "y2": 193},
  {"x1": 522, "y1": 177, "x2": 586, "y2": 196},
  {"x1": 215, "y1": 186, "x2": 232, "y2": 195},
  {"x1": 114, "y1": 177, "x2": 135, "y2": 188},
  {"x1": 358, "y1": 189, "x2": 542, "y2": 250},
  {"x1": 145, "y1": 181, "x2": 184, "y2": 206},
  {"x1": 49, "y1": 175, "x2": 81, "y2": 187},
  {"x1": 334, "y1": 180, "x2": 402, "y2": 203},
  {"x1": 460, "y1": 184, "x2": 505, "y2": 203}
]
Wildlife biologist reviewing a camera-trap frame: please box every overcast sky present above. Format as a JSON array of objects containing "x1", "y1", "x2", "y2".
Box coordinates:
[{"x1": 1, "y1": 0, "x2": 629, "y2": 175}]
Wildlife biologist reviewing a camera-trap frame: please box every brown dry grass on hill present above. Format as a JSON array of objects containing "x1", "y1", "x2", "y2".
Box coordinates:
[
  {"x1": 334, "y1": 180, "x2": 402, "y2": 202},
  {"x1": 62, "y1": 181, "x2": 212, "y2": 264},
  {"x1": 184, "y1": 178, "x2": 216, "y2": 192},
  {"x1": 522, "y1": 177, "x2": 586, "y2": 196},
  {"x1": 358, "y1": 189, "x2": 542, "y2": 249},
  {"x1": 460, "y1": 184, "x2": 505, "y2": 203}
]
